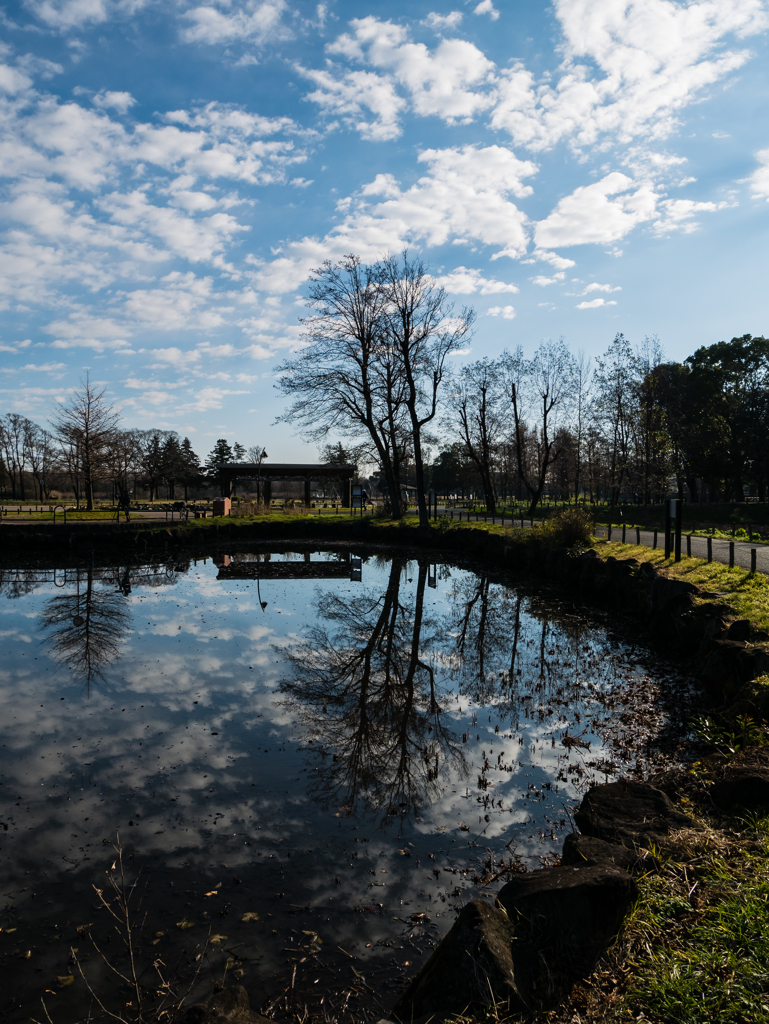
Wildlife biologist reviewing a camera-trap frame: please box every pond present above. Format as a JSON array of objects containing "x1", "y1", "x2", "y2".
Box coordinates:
[{"x1": 0, "y1": 547, "x2": 696, "y2": 1023}]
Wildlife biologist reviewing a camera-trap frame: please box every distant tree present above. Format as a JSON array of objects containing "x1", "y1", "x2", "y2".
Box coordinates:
[
  {"x1": 233, "y1": 442, "x2": 247, "y2": 462},
  {"x1": 180, "y1": 438, "x2": 201, "y2": 500},
  {"x1": 448, "y1": 358, "x2": 504, "y2": 514},
  {"x1": 502, "y1": 340, "x2": 576, "y2": 516},
  {"x1": 52, "y1": 376, "x2": 120, "y2": 510},
  {"x1": 0, "y1": 413, "x2": 32, "y2": 500},
  {"x1": 161, "y1": 434, "x2": 184, "y2": 499},
  {"x1": 206, "y1": 438, "x2": 234, "y2": 495}
]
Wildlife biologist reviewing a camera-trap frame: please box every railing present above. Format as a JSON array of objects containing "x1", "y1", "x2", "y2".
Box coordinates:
[{"x1": 52, "y1": 504, "x2": 67, "y2": 525}]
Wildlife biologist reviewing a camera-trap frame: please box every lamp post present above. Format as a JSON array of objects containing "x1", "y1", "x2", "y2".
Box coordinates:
[{"x1": 256, "y1": 448, "x2": 268, "y2": 507}]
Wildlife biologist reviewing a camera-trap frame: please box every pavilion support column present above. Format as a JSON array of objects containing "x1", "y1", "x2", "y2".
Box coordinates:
[
  {"x1": 304, "y1": 478, "x2": 312, "y2": 507},
  {"x1": 342, "y1": 478, "x2": 351, "y2": 507},
  {"x1": 263, "y1": 479, "x2": 272, "y2": 506}
]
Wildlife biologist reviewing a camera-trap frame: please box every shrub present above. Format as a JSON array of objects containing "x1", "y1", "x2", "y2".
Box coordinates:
[{"x1": 540, "y1": 506, "x2": 593, "y2": 548}]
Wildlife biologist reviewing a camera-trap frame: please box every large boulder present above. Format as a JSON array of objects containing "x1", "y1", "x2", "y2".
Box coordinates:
[
  {"x1": 561, "y1": 832, "x2": 646, "y2": 872},
  {"x1": 574, "y1": 780, "x2": 698, "y2": 849},
  {"x1": 711, "y1": 766, "x2": 769, "y2": 812},
  {"x1": 496, "y1": 864, "x2": 637, "y2": 974},
  {"x1": 391, "y1": 899, "x2": 529, "y2": 1021},
  {"x1": 181, "y1": 986, "x2": 272, "y2": 1024}
]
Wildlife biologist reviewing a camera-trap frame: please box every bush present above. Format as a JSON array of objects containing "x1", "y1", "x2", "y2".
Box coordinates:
[{"x1": 540, "y1": 507, "x2": 593, "y2": 548}]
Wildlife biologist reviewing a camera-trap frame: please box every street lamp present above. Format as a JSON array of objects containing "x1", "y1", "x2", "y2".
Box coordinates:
[{"x1": 256, "y1": 448, "x2": 268, "y2": 506}]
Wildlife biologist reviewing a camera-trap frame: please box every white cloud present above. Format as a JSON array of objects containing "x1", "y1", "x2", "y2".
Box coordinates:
[
  {"x1": 252, "y1": 145, "x2": 537, "y2": 292},
  {"x1": 532, "y1": 272, "x2": 565, "y2": 286},
  {"x1": 423, "y1": 11, "x2": 463, "y2": 31},
  {"x1": 490, "y1": 0, "x2": 768, "y2": 153},
  {"x1": 745, "y1": 148, "x2": 769, "y2": 199},
  {"x1": 576, "y1": 297, "x2": 618, "y2": 309},
  {"x1": 487, "y1": 305, "x2": 516, "y2": 319},
  {"x1": 179, "y1": 0, "x2": 291, "y2": 45},
  {"x1": 25, "y1": 0, "x2": 148, "y2": 30},
  {"x1": 473, "y1": 0, "x2": 499, "y2": 19},
  {"x1": 303, "y1": 16, "x2": 496, "y2": 138},
  {"x1": 92, "y1": 89, "x2": 136, "y2": 113},
  {"x1": 434, "y1": 266, "x2": 518, "y2": 294},
  {"x1": 535, "y1": 172, "x2": 658, "y2": 248},
  {"x1": 582, "y1": 282, "x2": 621, "y2": 294},
  {"x1": 524, "y1": 249, "x2": 576, "y2": 270},
  {"x1": 651, "y1": 197, "x2": 731, "y2": 234}
]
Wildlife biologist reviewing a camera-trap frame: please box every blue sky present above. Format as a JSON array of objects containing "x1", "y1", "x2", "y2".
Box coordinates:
[{"x1": 1, "y1": 0, "x2": 768, "y2": 461}]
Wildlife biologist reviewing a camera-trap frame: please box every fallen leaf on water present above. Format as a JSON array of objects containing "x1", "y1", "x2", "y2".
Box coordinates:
[
  {"x1": 20, "y1": 950, "x2": 31, "y2": 959},
  {"x1": 459, "y1": 824, "x2": 470, "y2": 831},
  {"x1": 204, "y1": 891, "x2": 218, "y2": 897},
  {"x1": 4, "y1": 927, "x2": 16, "y2": 933},
  {"x1": 176, "y1": 919, "x2": 194, "y2": 930},
  {"x1": 210, "y1": 934, "x2": 228, "y2": 944},
  {"x1": 155, "y1": 931, "x2": 164, "y2": 938},
  {"x1": 241, "y1": 912, "x2": 259, "y2": 922},
  {"x1": 233, "y1": 968, "x2": 245, "y2": 979},
  {"x1": 302, "y1": 930, "x2": 321, "y2": 944},
  {"x1": 76, "y1": 924, "x2": 92, "y2": 937},
  {"x1": 56, "y1": 975, "x2": 74, "y2": 988}
]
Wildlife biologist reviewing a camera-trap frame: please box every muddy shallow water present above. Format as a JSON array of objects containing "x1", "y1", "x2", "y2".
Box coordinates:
[{"x1": 0, "y1": 547, "x2": 697, "y2": 1022}]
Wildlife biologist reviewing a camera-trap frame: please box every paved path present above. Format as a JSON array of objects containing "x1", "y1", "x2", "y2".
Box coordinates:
[{"x1": 432, "y1": 506, "x2": 769, "y2": 576}]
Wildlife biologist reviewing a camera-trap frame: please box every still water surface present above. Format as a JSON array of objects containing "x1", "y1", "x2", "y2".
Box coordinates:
[{"x1": 0, "y1": 549, "x2": 693, "y2": 1020}]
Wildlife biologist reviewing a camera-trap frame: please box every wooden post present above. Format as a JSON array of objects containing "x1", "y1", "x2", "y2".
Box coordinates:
[
  {"x1": 729, "y1": 541, "x2": 734, "y2": 568},
  {"x1": 751, "y1": 548, "x2": 757, "y2": 573},
  {"x1": 636, "y1": 526, "x2": 641, "y2": 545},
  {"x1": 707, "y1": 536, "x2": 712, "y2": 562}
]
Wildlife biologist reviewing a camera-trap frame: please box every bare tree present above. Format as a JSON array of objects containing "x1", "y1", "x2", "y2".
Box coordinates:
[
  {"x1": 276, "y1": 255, "x2": 409, "y2": 517},
  {"x1": 382, "y1": 253, "x2": 475, "y2": 529},
  {"x1": 592, "y1": 333, "x2": 637, "y2": 506},
  {"x1": 52, "y1": 376, "x2": 120, "y2": 510},
  {"x1": 26, "y1": 423, "x2": 56, "y2": 501},
  {"x1": 502, "y1": 339, "x2": 576, "y2": 516},
  {"x1": 0, "y1": 413, "x2": 32, "y2": 499},
  {"x1": 448, "y1": 358, "x2": 504, "y2": 514}
]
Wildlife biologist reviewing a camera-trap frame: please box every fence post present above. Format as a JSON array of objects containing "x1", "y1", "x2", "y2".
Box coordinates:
[
  {"x1": 707, "y1": 536, "x2": 712, "y2": 562},
  {"x1": 686, "y1": 534, "x2": 691, "y2": 557},
  {"x1": 608, "y1": 523, "x2": 612, "y2": 541},
  {"x1": 636, "y1": 526, "x2": 641, "y2": 545},
  {"x1": 751, "y1": 548, "x2": 757, "y2": 573},
  {"x1": 729, "y1": 541, "x2": 734, "y2": 568},
  {"x1": 653, "y1": 529, "x2": 658, "y2": 549},
  {"x1": 622, "y1": 523, "x2": 626, "y2": 543}
]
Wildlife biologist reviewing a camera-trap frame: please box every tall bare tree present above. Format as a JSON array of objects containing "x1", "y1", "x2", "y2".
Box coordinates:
[
  {"x1": 276, "y1": 255, "x2": 409, "y2": 517},
  {"x1": 448, "y1": 358, "x2": 504, "y2": 514},
  {"x1": 502, "y1": 339, "x2": 576, "y2": 516},
  {"x1": 382, "y1": 253, "x2": 474, "y2": 529},
  {"x1": 52, "y1": 376, "x2": 120, "y2": 510}
]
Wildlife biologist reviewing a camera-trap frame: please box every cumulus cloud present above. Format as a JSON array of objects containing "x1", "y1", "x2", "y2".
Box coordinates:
[
  {"x1": 92, "y1": 89, "x2": 136, "y2": 113},
  {"x1": 25, "y1": 0, "x2": 148, "y2": 30},
  {"x1": 423, "y1": 11, "x2": 463, "y2": 31},
  {"x1": 302, "y1": 16, "x2": 495, "y2": 138},
  {"x1": 532, "y1": 272, "x2": 565, "y2": 286},
  {"x1": 747, "y1": 147, "x2": 769, "y2": 199},
  {"x1": 179, "y1": 0, "x2": 291, "y2": 45},
  {"x1": 473, "y1": 0, "x2": 499, "y2": 19},
  {"x1": 582, "y1": 282, "x2": 621, "y2": 293},
  {"x1": 252, "y1": 145, "x2": 537, "y2": 292},
  {"x1": 576, "y1": 297, "x2": 617, "y2": 309},
  {"x1": 434, "y1": 266, "x2": 518, "y2": 294},
  {"x1": 491, "y1": 0, "x2": 768, "y2": 152},
  {"x1": 487, "y1": 305, "x2": 516, "y2": 319},
  {"x1": 535, "y1": 172, "x2": 658, "y2": 248}
]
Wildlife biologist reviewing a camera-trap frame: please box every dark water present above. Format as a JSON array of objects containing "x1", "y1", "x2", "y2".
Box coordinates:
[{"x1": 0, "y1": 548, "x2": 694, "y2": 1022}]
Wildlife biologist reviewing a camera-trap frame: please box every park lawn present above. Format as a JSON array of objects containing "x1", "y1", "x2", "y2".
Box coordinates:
[
  {"x1": 7, "y1": 509, "x2": 121, "y2": 521},
  {"x1": 595, "y1": 540, "x2": 769, "y2": 635}
]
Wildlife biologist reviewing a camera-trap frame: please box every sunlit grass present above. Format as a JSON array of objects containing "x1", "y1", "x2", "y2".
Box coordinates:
[{"x1": 596, "y1": 541, "x2": 769, "y2": 633}]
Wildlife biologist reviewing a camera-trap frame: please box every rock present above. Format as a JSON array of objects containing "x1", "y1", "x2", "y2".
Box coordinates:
[
  {"x1": 728, "y1": 619, "x2": 752, "y2": 642},
  {"x1": 561, "y1": 832, "x2": 647, "y2": 872},
  {"x1": 181, "y1": 986, "x2": 272, "y2": 1024},
  {"x1": 647, "y1": 576, "x2": 697, "y2": 614},
  {"x1": 391, "y1": 899, "x2": 529, "y2": 1020},
  {"x1": 496, "y1": 864, "x2": 637, "y2": 974},
  {"x1": 574, "y1": 780, "x2": 698, "y2": 848},
  {"x1": 711, "y1": 766, "x2": 769, "y2": 812}
]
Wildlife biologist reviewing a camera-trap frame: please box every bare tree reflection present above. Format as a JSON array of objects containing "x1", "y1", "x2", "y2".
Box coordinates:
[
  {"x1": 279, "y1": 558, "x2": 467, "y2": 828},
  {"x1": 38, "y1": 567, "x2": 130, "y2": 688}
]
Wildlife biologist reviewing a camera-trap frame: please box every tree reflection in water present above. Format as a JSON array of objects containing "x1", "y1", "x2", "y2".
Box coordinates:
[
  {"x1": 279, "y1": 557, "x2": 467, "y2": 828},
  {"x1": 38, "y1": 566, "x2": 131, "y2": 688}
]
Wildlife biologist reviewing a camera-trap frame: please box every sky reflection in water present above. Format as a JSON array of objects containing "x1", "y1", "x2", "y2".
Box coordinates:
[{"x1": 0, "y1": 549, "x2": 690, "y2": 1018}]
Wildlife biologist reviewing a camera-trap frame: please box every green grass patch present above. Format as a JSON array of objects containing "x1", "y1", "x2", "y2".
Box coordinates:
[
  {"x1": 595, "y1": 540, "x2": 769, "y2": 634},
  {"x1": 621, "y1": 816, "x2": 769, "y2": 1024}
]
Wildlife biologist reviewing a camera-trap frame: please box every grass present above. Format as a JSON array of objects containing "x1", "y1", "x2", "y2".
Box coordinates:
[
  {"x1": 619, "y1": 815, "x2": 769, "y2": 1024},
  {"x1": 593, "y1": 540, "x2": 769, "y2": 634}
]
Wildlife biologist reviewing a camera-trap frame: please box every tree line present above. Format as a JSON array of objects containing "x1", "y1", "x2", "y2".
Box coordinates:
[
  {"x1": 0, "y1": 379, "x2": 261, "y2": 509},
  {"x1": 278, "y1": 253, "x2": 769, "y2": 524}
]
